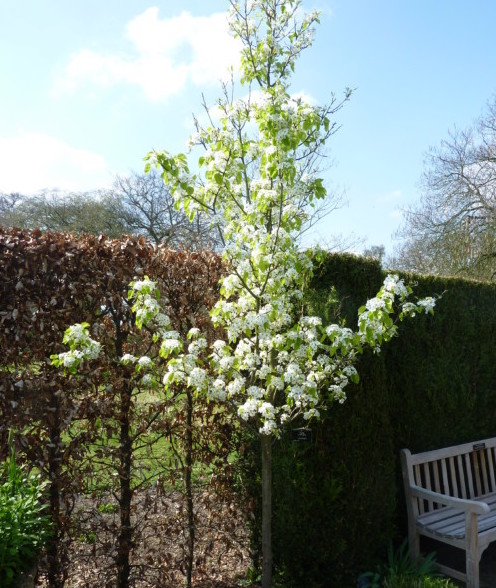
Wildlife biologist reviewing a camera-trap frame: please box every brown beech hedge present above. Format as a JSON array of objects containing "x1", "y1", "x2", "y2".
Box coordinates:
[{"x1": 0, "y1": 227, "x2": 245, "y2": 588}]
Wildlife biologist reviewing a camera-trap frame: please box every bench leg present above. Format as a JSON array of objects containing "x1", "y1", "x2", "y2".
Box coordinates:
[
  {"x1": 408, "y1": 527, "x2": 420, "y2": 561},
  {"x1": 408, "y1": 517, "x2": 420, "y2": 561},
  {"x1": 465, "y1": 512, "x2": 479, "y2": 588},
  {"x1": 466, "y1": 551, "x2": 479, "y2": 588}
]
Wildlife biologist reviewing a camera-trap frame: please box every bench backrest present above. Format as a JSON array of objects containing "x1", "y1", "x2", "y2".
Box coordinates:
[{"x1": 401, "y1": 437, "x2": 496, "y2": 516}]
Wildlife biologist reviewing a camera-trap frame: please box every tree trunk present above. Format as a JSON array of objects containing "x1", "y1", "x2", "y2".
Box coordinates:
[
  {"x1": 47, "y1": 392, "x2": 63, "y2": 588},
  {"x1": 261, "y1": 434, "x2": 272, "y2": 588},
  {"x1": 117, "y1": 381, "x2": 132, "y2": 588},
  {"x1": 185, "y1": 390, "x2": 195, "y2": 588},
  {"x1": 114, "y1": 324, "x2": 132, "y2": 588}
]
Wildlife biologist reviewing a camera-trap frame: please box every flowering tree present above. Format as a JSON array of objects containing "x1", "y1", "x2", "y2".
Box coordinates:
[
  {"x1": 146, "y1": 3, "x2": 436, "y2": 583},
  {"x1": 53, "y1": 1, "x2": 436, "y2": 585}
]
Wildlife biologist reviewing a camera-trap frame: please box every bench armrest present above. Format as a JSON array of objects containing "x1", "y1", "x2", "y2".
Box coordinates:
[{"x1": 409, "y1": 484, "x2": 491, "y2": 515}]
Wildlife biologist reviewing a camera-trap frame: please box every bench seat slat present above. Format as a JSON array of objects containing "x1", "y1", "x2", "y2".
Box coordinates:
[
  {"x1": 417, "y1": 494, "x2": 496, "y2": 537},
  {"x1": 418, "y1": 508, "x2": 464, "y2": 538},
  {"x1": 417, "y1": 494, "x2": 496, "y2": 522},
  {"x1": 418, "y1": 504, "x2": 496, "y2": 540}
]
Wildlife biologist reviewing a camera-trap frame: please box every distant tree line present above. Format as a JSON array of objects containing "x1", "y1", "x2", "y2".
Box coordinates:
[
  {"x1": 1, "y1": 166, "x2": 348, "y2": 253},
  {"x1": 0, "y1": 169, "x2": 222, "y2": 250}
]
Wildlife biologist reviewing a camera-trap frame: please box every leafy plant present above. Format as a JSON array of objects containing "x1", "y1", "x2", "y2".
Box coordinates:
[
  {"x1": 381, "y1": 538, "x2": 437, "y2": 581},
  {"x1": 383, "y1": 578, "x2": 458, "y2": 588},
  {"x1": 77, "y1": 531, "x2": 97, "y2": 545},
  {"x1": 0, "y1": 435, "x2": 52, "y2": 586},
  {"x1": 97, "y1": 502, "x2": 118, "y2": 514},
  {"x1": 423, "y1": 579, "x2": 458, "y2": 588},
  {"x1": 357, "y1": 539, "x2": 458, "y2": 588},
  {"x1": 357, "y1": 570, "x2": 381, "y2": 588}
]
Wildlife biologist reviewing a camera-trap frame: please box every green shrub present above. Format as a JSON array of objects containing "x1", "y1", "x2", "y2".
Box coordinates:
[
  {"x1": 0, "y1": 439, "x2": 52, "y2": 586},
  {"x1": 358, "y1": 539, "x2": 458, "y2": 588},
  {"x1": 383, "y1": 577, "x2": 458, "y2": 588}
]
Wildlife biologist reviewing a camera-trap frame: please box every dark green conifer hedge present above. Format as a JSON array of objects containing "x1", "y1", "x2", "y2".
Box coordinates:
[{"x1": 246, "y1": 253, "x2": 496, "y2": 587}]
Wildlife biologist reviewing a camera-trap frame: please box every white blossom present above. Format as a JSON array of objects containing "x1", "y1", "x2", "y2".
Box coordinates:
[
  {"x1": 303, "y1": 408, "x2": 320, "y2": 420},
  {"x1": 141, "y1": 374, "x2": 154, "y2": 386},
  {"x1": 259, "y1": 402, "x2": 275, "y2": 419},
  {"x1": 238, "y1": 398, "x2": 259, "y2": 420},
  {"x1": 260, "y1": 419, "x2": 278, "y2": 435},
  {"x1": 138, "y1": 356, "x2": 153, "y2": 368},
  {"x1": 188, "y1": 338, "x2": 207, "y2": 355},
  {"x1": 366, "y1": 298, "x2": 386, "y2": 312},
  {"x1": 417, "y1": 297, "x2": 436, "y2": 313},
  {"x1": 161, "y1": 339, "x2": 182, "y2": 354},
  {"x1": 187, "y1": 367, "x2": 208, "y2": 390},
  {"x1": 247, "y1": 385, "x2": 264, "y2": 399},
  {"x1": 209, "y1": 378, "x2": 227, "y2": 401},
  {"x1": 227, "y1": 377, "x2": 244, "y2": 396}
]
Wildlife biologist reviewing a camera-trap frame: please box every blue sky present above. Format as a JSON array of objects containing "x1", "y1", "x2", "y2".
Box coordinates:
[{"x1": 1, "y1": 0, "x2": 495, "y2": 255}]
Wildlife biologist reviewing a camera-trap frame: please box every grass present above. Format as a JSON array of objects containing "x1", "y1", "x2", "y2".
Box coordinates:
[{"x1": 52, "y1": 386, "x2": 235, "y2": 497}]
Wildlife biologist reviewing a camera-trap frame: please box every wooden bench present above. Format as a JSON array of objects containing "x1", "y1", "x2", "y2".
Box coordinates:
[{"x1": 401, "y1": 437, "x2": 496, "y2": 588}]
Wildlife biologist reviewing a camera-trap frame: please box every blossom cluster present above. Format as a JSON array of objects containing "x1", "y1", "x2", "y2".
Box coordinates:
[
  {"x1": 50, "y1": 322, "x2": 101, "y2": 374},
  {"x1": 116, "y1": 256, "x2": 435, "y2": 438},
  {"x1": 128, "y1": 277, "x2": 171, "y2": 333},
  {"x1": 125, "y1": 284, "x2": 213, "y2": 396}
]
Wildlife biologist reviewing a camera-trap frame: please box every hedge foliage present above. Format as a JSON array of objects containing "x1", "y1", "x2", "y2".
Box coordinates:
[
  {"x1": 0, "y1": 228, "x2": 244, "y2": 587},
  {"x1": 251, "y1": 253, "x2": 496, "y2": 587}
]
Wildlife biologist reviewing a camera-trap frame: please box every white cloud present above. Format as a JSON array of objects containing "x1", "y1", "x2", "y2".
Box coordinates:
[
  {"x1": 0, "y1": 132, "x2": 111, "y2": 193},
  {"x1": 376, "y1": 189, "x2": 402, "y2": 205},
  {"x1": 55, "y1": 8, "x2": 242, "y2": 101}
]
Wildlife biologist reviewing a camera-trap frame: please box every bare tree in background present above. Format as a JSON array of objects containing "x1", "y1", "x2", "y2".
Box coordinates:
[
  {"x1": 363, "y1": 244, "x2": 385, "y2": 264},
  {"x1": 0, "y1": 192, "x2": 26, "y2": 227},
  {"x1": 0, "y1": 171, "x2": 222, "y2": 248},
  {"x1": 104, "y1": 169, "x2": 222, "y2": 248},
  {"x1": 391, "y1": 96, "x2": 496, "y2": 281},
  {"x1": 0, "y1": 192, "x2": 23, "y2": 219}
]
